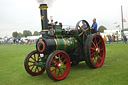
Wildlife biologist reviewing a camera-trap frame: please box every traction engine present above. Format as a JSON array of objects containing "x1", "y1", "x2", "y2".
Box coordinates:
[{"x1": 24, "y1": 4, "x2": 105, "y2": 81}]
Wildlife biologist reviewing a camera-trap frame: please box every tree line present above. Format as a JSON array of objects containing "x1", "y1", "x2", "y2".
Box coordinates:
[
  {"x1": 98, "y1": 26, "x2": 107, "y2": 33},
  {"x1": 12, "y1": 30, "x2": 39, "y2": 38}
]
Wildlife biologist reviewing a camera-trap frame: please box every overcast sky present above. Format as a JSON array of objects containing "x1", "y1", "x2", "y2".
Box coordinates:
[{"x1": 0, "y1": 0, "x2": 128, "y2": 38}]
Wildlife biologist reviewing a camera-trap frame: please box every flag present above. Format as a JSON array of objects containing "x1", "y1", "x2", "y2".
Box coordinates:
[
  {"x1": 123, "y1": 19, "x2": 126, "y2": 22},
  {"x1": 113, "y1": 22, "x2": 117, "y2": 24}
]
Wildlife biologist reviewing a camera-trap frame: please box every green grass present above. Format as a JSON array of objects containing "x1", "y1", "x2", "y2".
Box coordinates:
[{"x1": 0, "y1": 43, "x2": 128, "y2": 85}]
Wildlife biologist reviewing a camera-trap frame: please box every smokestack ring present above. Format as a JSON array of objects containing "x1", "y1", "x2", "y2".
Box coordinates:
[{"x1": 37, "y1": 40, "x2": 45, "y2": 53}]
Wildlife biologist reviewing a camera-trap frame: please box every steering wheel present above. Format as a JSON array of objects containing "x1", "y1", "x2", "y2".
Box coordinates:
[{"x1": 75, "y1": 20, "x2": 90, "y2": 44}]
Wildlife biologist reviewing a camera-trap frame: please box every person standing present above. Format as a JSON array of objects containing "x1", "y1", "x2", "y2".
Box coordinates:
[
  {"x1": 91, "y1": 18, "x2": 97, "y2": 33},
  {"x1": 104, "y1": 35, "x2": 107, "y2": 44},
  {"x1": 81, "y1": 20, "x2": 88, "y2": 30},
  {"x1": 112, "y1": 35, "x2": 115, "y2": 43},
  {"x1": 117, "y1": 35, "x2": 118, "y2": 43},
  {"x1": 123, "y1": 35, "x2": 127, "y2": 44}
]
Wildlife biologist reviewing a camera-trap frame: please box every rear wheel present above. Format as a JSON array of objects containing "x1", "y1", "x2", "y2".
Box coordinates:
[
  {"x1": 24, "y1": 50, "x2": 45, "y2": 76},
  {"x1": 46, "y1": 50, "x2": 70, "y2": 81},
  {"x1": 84, "y1": 34, "x2": 105, "y2": 68}
]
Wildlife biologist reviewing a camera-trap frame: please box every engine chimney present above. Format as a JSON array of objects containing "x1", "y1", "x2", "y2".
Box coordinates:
[{"x1": 39, "y1": 4, "x2": 48, "y2": 35}]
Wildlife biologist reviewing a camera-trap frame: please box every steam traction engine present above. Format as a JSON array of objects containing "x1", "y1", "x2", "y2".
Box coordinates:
[{"x1": 24, "y1": 4, "x2": 105, "y2": 81}]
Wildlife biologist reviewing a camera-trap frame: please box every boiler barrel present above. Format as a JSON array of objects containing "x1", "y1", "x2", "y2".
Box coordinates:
[
  {"x1": 36, "y1": 37, "x2": 78, "y2": 54},
  {"x1": 54, "y1": 37, "x2": 78, "y2": 51}
]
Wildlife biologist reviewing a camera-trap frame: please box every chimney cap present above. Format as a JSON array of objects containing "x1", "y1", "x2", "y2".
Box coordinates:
[{"x1": 40, "y1": 4, "x2": 47, "y2": 6}]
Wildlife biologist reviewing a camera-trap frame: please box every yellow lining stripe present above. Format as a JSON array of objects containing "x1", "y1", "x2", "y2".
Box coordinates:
[{"x1": 54, "y1": 38, "x2": 58, "y2": 50}]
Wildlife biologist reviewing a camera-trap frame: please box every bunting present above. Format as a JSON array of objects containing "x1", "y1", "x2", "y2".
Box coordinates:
[{"x1": 123, "y1": 19, "x2": 126, "y2": 22}]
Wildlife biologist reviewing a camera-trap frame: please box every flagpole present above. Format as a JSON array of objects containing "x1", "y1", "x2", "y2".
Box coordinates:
[{"x1": 121, "y1": 6, "x2": 124, "y2": 35}]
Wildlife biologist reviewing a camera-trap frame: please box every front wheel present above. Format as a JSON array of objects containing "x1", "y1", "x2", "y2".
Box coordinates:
[
  {"x1": 46, "y1": 50, "x2": 71, "y2": 81},
  {"x1": 84, "y1": 34, "x2": 105, "y2": 68},
  {"x1": 24, "y1": 50, "x2": 45, "y2": 76}
]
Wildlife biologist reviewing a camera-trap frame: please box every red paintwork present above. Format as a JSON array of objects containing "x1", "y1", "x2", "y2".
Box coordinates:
[
  {"x1": 49, "y1": 51, "x2": 70, "y2": 80},
  {"x1": 26, "y1": 50, "x2": 45, "y2": 75},
  {"x1": 90, "y1": 35, "x2": 105, "y2": 67},
  {"x1": 37, "y1": 40, "x2": 45, "y2": 53}
]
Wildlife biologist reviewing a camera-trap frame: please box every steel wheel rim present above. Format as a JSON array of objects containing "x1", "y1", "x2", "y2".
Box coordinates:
[
  {"x1": 49, "y1": 52, "x2": 70, "y2": 80},
  {"x1": 26, "y1": 51, "x2": 45, "y2": 75},
  {"x1": 90, "y1": 35, "x2": 105, "y2": 67}
]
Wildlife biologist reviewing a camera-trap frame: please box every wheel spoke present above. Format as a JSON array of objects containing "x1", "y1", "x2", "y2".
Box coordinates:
[
  {"x1": 91, "y1": 54, "x2": 98, "y2": 64},
  {"x1": 53, "y1": 57, "x2": 57, "y2": 63},
  {"x1": 38, "y1": 67, "x2": 41, "y2": 72},
  {"x1": 91, "y1": 47, "x2": 96, "y2": 51},
  {"x1": 93, "y1": 55, "x2": 96, "y2": 60},
  {"x1": 34, "y1": 54, "x2": 37, "y2": 61},
  {"x1": 31, "y1": 66, "x2": 34, "y2": 70},
  {"x1": 51, "y1": 68, "x2": 56, "y2": 72},
  {"x1": 31, "y1": 56, "x2": 36, "y2": 61},
  {"x1": 58, "y1": 68, "x2": 63, "y2": 75},
  {"x1": 93, "y1": 54, "x2": 101, "y2": 65},
  {"x1": 94, "y1": 37, "x2": 97, "y2": 47},
  {"x1": 62, "y1": 59, "x2": 66, "y2": 64},
  {"x1": 58, "y1": 54, "x2": 61, "y2": 63},
  {"x1": 34, "y1": 67, "x2": 37, "y2": 73},
  {"x1": 91, "y1": 41, "x2": 96, "y2": 48},
  {"x1": 60, "y1": 56, "x2": 64, "y2": 60},
  {"x1": 95, "y1": 37, "x2": 98, "y2": 47},
  {"x1": 57, "y1": 69, "x2": 60, "y2": 77},
  {"x1": 91, "y1": 49, "x2": 96, "y2": 54},
  {"x1": 97, "y1": 40, "x2": 101, "y2": 45},
  {"x1": 54, "y1": 68, "x2": 57, "y2": 75},
  {"x1": 38, "y1": 54, "x2": 40, "y2": 61},
  {"x1": 97, "y1": 54, "x2": 102, "y2": 60},
  {"x1": 34, "y1": 54, "x2": 36, "y2": 61},
  {"x1": 78, "y1": 25, "x2": 81, "y2": 29},
  {"x1": 36, "y1": 67, "x2": 39, "y2": 72},
  {"x1": 29, "y1": 64, "x2": 34, "y2": 67},
  {"x1": 28, "y1": 61, "x2": 34, "y2": 63},
  {"x1": 91, "y1": 51, "x2": 97, "y2": 57},
  {"x1": 62, "y1": 68, "x2": 66, "y2": 71},
  {"x1": 78, "y1": 32, "x2": 83, "y2": 36}
]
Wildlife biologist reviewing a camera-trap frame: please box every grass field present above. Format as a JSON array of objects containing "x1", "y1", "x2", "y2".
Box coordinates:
[{"x1": 0, "y1": 43, "x2": 128, "y2": 85}]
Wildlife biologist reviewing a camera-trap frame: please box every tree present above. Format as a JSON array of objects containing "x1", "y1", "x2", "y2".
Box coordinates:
[
  {"x1": 12, "y1": 31, "x2": 18, "y2": 38},
  {"x1": 98, "y1": 26, "x2": 107, "y2": 33},
  {"x1": 23, "y1": 30, "x2": 32, "y2": 37},
  {"x1": 33, "y1": 31, "x2": 39, "y2": 36},
  {"x1": 18, "y1": 32, "x2": 23, "y2": 38}
]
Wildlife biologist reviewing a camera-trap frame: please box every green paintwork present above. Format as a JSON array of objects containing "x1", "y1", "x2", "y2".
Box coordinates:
[
  {"x1": 55, "y1": 26, "x2": 61, "y2": 35},
  {"x1": 71, "y1": 38, "x2": 77, "y2": 50},
  {"x1": 56, "y1": 38, "x2": 65, "y2": 50},
  {"x1": 66, "y1": 38, "x2": 71, "y2": 51},
  {"x1": 35, "y1": 55, "x2": 48, "y2": 67},
  {"x1": 55, "y1": 37, "x2": 77, "y2": 51},
  {"x1": 35, "y1": 62, "x2": 45, "y2": 67}
]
